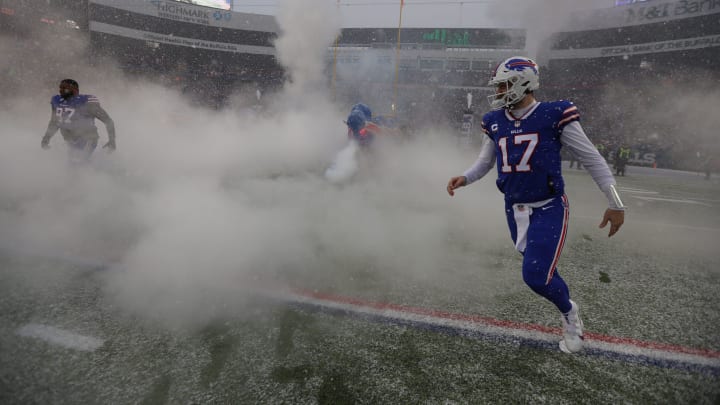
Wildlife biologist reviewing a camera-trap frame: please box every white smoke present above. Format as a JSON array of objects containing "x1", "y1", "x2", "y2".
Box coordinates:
[
  {"x1": 487, "y1": 0, "x2": 603, "y2": 61},
  {"x1": 273, "y1": 0, "x2": 341, "y2": 97},
  {"x1": 324, "y1": 140, "x2": 359, "y2": 183},
  {"x1": 0, "y1": 0, "x2": 510, "y2": 328},
  {"x1": 3, "y1": 0, "x2": 715, "y2": 337}
]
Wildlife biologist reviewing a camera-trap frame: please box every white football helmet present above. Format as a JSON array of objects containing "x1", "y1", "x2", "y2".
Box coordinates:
[{"x1": 487, "y1": 56, "x2": 540, "y2": 110}]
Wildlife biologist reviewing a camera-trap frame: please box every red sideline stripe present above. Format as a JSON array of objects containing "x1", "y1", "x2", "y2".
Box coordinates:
[
  {"x1": 297, "y1": 289, "x2": 559, "y2": 334},
  {"x1": 294, "y1": 289, "x2": 720, "y2": 360}
]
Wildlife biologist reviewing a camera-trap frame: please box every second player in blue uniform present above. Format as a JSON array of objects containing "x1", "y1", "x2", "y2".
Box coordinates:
[{"x1": 42, "y1": 79, "x2": 116, "y2": 161}]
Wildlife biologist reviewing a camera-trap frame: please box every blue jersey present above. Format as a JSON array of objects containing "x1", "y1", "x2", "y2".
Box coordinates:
[
  {"x1": 480, "y1": 100, "x2": 580, "y2": 204},
  {"x1": 51, "y1": 94, "x2": 101, "y2": 133}
]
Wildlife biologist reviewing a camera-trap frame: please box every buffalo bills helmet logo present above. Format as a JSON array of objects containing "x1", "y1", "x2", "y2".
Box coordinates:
[
  {"x1": 493, "y1": 58, "x2": 538, "y2": 76},
  {"x1": 504, "y1": 58, "x2": 538, "y2": 74}
]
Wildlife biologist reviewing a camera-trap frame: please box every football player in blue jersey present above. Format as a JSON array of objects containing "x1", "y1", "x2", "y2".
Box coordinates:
[
  {"x1": 346, "y1": 103, "x2": 381, "y2": 147},
  {"x1": 41, "y1": 79, "x2": 116, "y2": 161},
  {"x1": 446, "y1": 56, "x2": 625, "y2": 354}
]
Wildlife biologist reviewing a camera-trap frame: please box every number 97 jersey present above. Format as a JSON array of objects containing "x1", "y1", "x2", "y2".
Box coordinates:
[
  {"x1": 51, "y1": 94, "x2": 100, "y2": 133},
  {"x1": 480, "y1": 100, "x2": 580, "y2": 205}
]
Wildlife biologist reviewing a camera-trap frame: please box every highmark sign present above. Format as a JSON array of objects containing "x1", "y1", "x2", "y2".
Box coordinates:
[
  {"x1": 149, "y1": 0, "x2": 232, "y2": 26},
  {"x1": 89, "y1": 0, "x2": 276, "y2": 32}
]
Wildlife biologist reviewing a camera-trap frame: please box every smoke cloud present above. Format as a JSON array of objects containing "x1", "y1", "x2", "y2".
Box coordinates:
[
  {"x1": 274, "y1": 0, "x2": 341, "y2": 98},
  {"x1": 486, "y1": 0, "x2": 603, "y2": 61},
  {"x1": 4, "y1": 1, "x2": 712, "y2": 332},
  {"x1": 0, "y1": 0, "x2": 506, "y2": 328}
]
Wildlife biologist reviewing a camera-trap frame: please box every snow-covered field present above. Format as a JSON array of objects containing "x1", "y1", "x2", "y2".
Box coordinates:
[{"x1": 1, "y1": 165, "x2": 718, "y2": 404}]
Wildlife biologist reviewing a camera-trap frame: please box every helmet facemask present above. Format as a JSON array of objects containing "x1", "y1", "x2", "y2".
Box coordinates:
[{"x1": 488, "y1": 76, "x2": 528, "y2": 110}]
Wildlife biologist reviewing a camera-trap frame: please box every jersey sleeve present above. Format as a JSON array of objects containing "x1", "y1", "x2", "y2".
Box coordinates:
[
  {"x1": 86, "y1": 94, "x2": 100, "y2": 104},
  {"x1": 479, "y1": 118, "x2": 489, "y2": 135},
  {"x1": 556, "y1": 100, "x2": 580, "y2": 130},
  {"x1": 480, "y1": 111, "x2": 495, "y2": 138},
  {"x1": 560, "y1": 120, "x2": 622, "y2": 209}
]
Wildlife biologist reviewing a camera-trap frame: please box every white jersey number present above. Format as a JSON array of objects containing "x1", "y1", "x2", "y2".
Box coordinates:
[
  {"x1": 55, "y1": 107, "x2": 76, "y2": 124},
  {"x1": 498, "y1": 133, "x2": 539, "y2": 173}
]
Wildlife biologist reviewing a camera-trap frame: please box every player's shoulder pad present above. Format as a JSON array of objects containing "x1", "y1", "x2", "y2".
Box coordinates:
[
  {"x1": 51, "y1": 94, "x2": 62, "y2": 104},
  {"x1": 547, "y1": 99, "x2": 578, "y2": 113},
  {"x1": 481, "y1": 109, "x2": 503, "y2": 123},
  {"x1": 365, "y1": 122, "x2": 381, "y2": 132},
  {"x1": 480, "y1": 109, "x2": 502, "y2": 134},
  {"x1": 550, "y1": 100, "x2": 580, "y2": 128}
]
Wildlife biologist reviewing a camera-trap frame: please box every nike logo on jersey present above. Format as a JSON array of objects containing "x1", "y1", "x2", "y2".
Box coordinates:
[{"x1": 541, "y1": 205, "x2": 554, "y2": 210}]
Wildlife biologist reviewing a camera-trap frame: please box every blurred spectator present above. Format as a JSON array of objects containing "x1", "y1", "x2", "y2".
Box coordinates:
[{"x1": 614, "y1": 145, "x2": 631, "y2": 177}]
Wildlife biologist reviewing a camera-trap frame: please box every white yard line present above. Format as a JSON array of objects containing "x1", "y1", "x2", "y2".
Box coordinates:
[
  {"x1": 16, "y1": 324, "x2": 104, "y2": 352},
  {"x1": 617, "y1": 187, "x2": 719, "y2": 203},
  {"x1": 572, "y1": 215, "x2": 720, "y2": 232},
  {"x1": 631, "y1": 196, "x2": 713, "y2": 207},
  {"x1": 617, "y1": 187, "x2": 658, "y2": 194}
]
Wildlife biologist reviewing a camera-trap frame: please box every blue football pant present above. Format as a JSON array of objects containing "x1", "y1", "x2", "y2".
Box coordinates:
[{"x1": 505, "y1": 195, "x2": 572, "y2": 314}]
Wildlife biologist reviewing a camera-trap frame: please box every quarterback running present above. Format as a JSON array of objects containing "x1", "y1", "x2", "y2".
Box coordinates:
[{"x1": 446, "y1": 57, "x2": 625, "y2": 353}]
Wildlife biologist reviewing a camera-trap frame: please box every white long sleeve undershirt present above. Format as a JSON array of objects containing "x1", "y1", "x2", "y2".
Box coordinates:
[
  {"x1": 462, "y1": 105, "x2": 623, "y2": 209},
  {"x1": 462, "y1": 136, "x2": 496, "y2": 184}
]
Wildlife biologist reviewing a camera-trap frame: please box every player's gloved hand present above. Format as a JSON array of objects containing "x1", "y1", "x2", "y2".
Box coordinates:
[
  {"x1": 446, "y1": 176, "x2": 467, "y2": 196},
  {"x1": 102, "y1": 139, "x2": 116, "y2": 152},
  {"x1": 599, "y1": 208, "x2": 624, "y2": 237},
  {"x1": 41, "y1": 137, "x2": 50, "y2": 149}
]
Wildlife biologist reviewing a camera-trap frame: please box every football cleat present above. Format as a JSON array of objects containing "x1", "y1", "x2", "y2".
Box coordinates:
[{"x1": 559, "y1": 300, "x2": 584, "y2": 354}]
